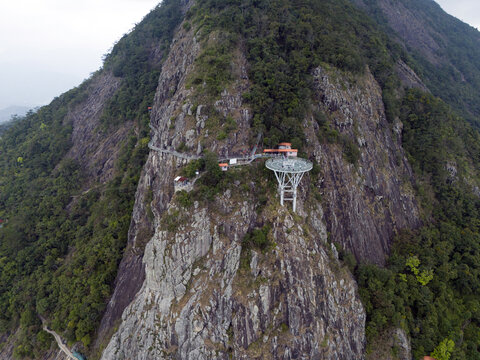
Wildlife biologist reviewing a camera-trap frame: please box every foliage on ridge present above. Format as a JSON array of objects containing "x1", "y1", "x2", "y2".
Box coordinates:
[
  {"x1": 189, "y1": 0, "x2": 405, "y2": 148},
  {"x1": 356, "y1": 0, "x2": 480, "y2": 127},
  {"x1": 358, "y1": 90, "x2": 480, "y2": 359},
  {"x1": 0, "y1": 1, "x2": 182, "y2": 358}
]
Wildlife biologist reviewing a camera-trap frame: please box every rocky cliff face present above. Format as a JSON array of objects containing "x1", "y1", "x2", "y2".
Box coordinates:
[
  {"x1": 305, "y1": 66, "x2": 420, "y2": 264},
  {"x1": 354, "y1": 0, "x2": 445, "y2": 64},
  {"x1": 64, "y1": 71, "x2": 128, "y2": 184},
  {"x1": 98, "y1": 1, "x2": 423, "y2": 355},
  {"x1": 102, "y1": 198, "x2": 365, "y2": 359}
]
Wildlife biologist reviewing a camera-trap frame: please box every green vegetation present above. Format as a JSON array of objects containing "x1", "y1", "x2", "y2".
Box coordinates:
[
  {"x1": 0, "y1": 1, "x2": 182, "y2": 357},
  {"x1": 359, "y1": 0, "x2": 480, "y2": 127},
  {"x1": 239, "y1": 224, "x2": 273, "y2": 270},
  {"x1": 101, "y1": 0, "x2": 182, "y2": 127},
  {"x1": 189, "y1": 0, "x2": 404, "y2": 148},
  {"x1": 314, "y1": 111, "x2": 361, "y2": 165},
  {"x1": 358, "y1": 90, "x2": 480, "y2": 359},
  {"x1": 2, "y1": 1, "x2": 480, "y2": 359},
  {"x1": 181, "y1": 159, "x2": 203, "y2": 178},
  {"x1": 242, "y1": 224, "x2": 273, "y2": 252},
  {"x1": 431, "y1": 338, "x2": 455, "y2": 360}
]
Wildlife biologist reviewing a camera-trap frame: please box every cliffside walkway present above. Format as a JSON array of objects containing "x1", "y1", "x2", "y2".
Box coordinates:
[
  {"x1": 148, "y1": 141, "x2": 203, "y2": 161},
  {"x1": 148, "y1": 139, "x2": 271, "y2": 165},
  {"x1": 148, "y1": 124, "x2": 271, "y2": 165},
  {"x1": 42, "y1": 324, "x2": 76, "y2": 360}
]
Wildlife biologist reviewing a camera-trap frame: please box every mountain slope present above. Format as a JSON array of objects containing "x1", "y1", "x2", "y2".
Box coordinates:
[
  {"x1": 101, "y1": 0, "x2": 420, "y2": 358},
  {"x1": 1, "y1": 0, "x2": 480, "y2": 359},
  {"x1": 352, "y1": 0, "x2": 480, "y2": 126},
  {"x1": 0, "y1": 1, "x2": 182, "y2": 358}
]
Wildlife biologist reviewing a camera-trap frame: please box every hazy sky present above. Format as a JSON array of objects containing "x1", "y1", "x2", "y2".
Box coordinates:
[
  {"x1": 0, "y1": 0, "x2": 160, "y2": 109},
  {"x1": 436, "y1": 0, "x2": 480, "y2": 30},
  {"x1": 0, "y1": 0, "x2": 478, "y2": 110}
]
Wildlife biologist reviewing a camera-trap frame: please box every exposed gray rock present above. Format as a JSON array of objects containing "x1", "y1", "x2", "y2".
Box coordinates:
[
  {"x1": 307, "y1": 66, "x2": 420, "y2": 264},
  {"x1": 392, "y1": 328, "x2": 411, "y2": 360},
  {"x1": 64, "y1": 71, "x2": 126, "y2": 184},
  {"x1": 395, "y1": 60, "x2": 429, "y2": 92},
  {"x1": 101, "y1": 17, "x2": 366, "y2": 360},
  {"x1": 102, "y1": 200, "x2": 365, "y2": 360},
  {"x1": 96, "y1": 5, "x2": 200, "y2": 348},
  {"x1": 366, "y1": 327, "x2": 411, "y2": 360}
]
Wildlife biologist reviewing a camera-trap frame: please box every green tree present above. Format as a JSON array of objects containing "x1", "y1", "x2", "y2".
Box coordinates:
[{"x1": 431, "y1": 338, "x2": 455, "y2": 360}]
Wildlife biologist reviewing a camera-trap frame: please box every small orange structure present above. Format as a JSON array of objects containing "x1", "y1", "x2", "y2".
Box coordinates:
[
  {"x1": 263, "y1": 142, "x2": 298, "y2": 157},
  {"x1": 263, "y1": 148, "x2": 298, "y2": 157},
  {"x1": 219, "y1": 163, "x2": 229, "y2": 171},
  {"x1": 174, "y1": 176, "x2": 189, "y2": 186},
  {"x1": 278, "y1": 142, "x2": 292, "y2": 149},
  {"x1": 423, "y1": 357, "x2": 436, "y2": 360}
]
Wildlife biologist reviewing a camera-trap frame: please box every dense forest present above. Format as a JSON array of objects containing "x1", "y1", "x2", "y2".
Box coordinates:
[
  {"x1": 188, "y1": 0, "x2": 405, "y2": 148},
  {"x1": 356, "y1": 0, "x2": 480, "y2": 127},
  {"x1": 0, "y1": 0, "x2": 181, "y2": 357},
  {"x1": 358, "y1": 90, "x2": 480, "y2": 359},
  {"x1": 1, "y1": 0, "x2": 480, "y2": 359}
]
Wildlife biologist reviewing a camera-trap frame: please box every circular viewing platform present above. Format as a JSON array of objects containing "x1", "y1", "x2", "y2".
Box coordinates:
[
  {"x1": 266, "y1": 157, "x2": 313, "y2": 174},
  {"x1": 265, "y1": 157, "x2": 313, "y2": 212}
]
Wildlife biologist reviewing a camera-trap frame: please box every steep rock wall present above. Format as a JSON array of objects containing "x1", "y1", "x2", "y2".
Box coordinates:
[
  {"x1": 95, "y1": 9, "x2": 200, "y2": 350},
  {"x1": 99, "y1": 4, "x2": 423, "y2": 358},
  {"x1": 102, "y1": 198, "x2": 365, "y2": 360},
  {"x1": 100, "y1": 14, "x2": 366, "y2": 360},
  {"x1": 64, "y1": 71, "x2": 128, "y2": 184},
  {"x1": 305, "y1": 66, "x2": 420, "y2": 264}
]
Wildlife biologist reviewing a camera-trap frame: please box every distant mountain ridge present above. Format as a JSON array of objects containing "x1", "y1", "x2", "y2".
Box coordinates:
[
  {"x1": 0, "y1": 106, "x2": 32, "y2": 123},
  {"x1": 351, "y1": 0, "x2": 480, "y2": 126}
]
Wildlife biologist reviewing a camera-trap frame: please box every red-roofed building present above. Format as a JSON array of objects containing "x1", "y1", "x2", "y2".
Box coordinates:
[
  {"x1": 278, "y1": 142, "x2": 292, "y2": 149},
  {"x1": 263, "y1": 142, "x2": 298, "y2": 157},
  {"x1": 219, "y1": 163, "x2": 229, "y2": 171},
  {"x1": 174, "y1": 176, "x2": 189, "y2": 185}
]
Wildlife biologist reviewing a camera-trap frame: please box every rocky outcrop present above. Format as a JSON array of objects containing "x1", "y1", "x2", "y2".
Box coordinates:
[
  {"x1": 102, "y1": 197, "x2": 365, "y2": 360},
  {"x1": 395, "y1": 60, "x2": 429, "y2": 92},
  {"x1": 100, "y1": 12, "x2": 366, "y2": 359},
  {"x1": 96, "y1": 10, "x2": 201, "y2": 352},
  {"x1": 304, "y1": 66, "x2": 420, "y2": 264},
  {"x1": 65, "y1": 71, "x2": 128, "y2": 183},
  {"x1": 98, "y1": 1, "x2": 424, "y2": 357},
  {"x1": 366, "y1": 328, "x2": 411, "y2": 360}
]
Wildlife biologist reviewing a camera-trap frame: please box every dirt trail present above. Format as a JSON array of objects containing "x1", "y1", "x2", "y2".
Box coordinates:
[{"x1": 40, "y1": 318, "x2": 75, "y2": 360}]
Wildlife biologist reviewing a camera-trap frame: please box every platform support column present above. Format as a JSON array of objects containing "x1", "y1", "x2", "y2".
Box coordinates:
[
  {"x1": 272, "y1": 170, "x2": 306, "y2": 213},
  {"x1": 266, "y1": 158, "x2": 312, "y2": 213},
  {"x1": 292, "y1": 186, "x2": 297, "y2": 213}
]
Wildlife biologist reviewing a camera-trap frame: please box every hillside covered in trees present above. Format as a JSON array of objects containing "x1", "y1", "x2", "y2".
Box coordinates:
[{"x1": 0, "y1": 0, "x2": 480, "y2": 359}]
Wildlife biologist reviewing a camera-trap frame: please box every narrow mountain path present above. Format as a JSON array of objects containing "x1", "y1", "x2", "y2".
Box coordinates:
[
  {"x1": 147, "y1": 123, "x2": 266, "y2": 164},
  {"x1": 40, "y1": 319, "x2": 76, "y2": 360},
  {"x1": 147, "y1": 140, "x2": 203, "y2": 160}
]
